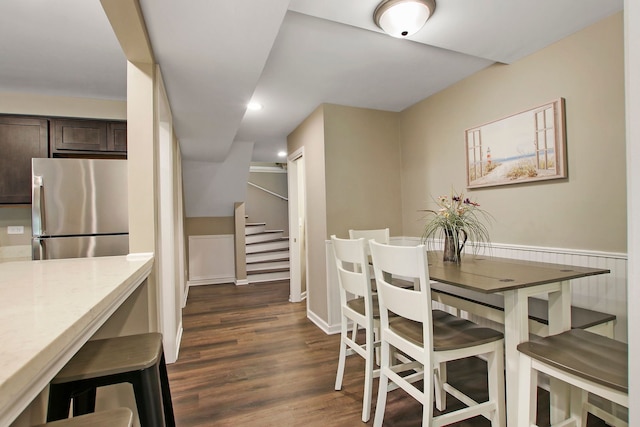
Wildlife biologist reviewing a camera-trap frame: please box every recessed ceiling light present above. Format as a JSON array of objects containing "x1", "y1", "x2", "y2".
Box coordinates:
[
  {"x1": 247, "y1": 101, "x2": 263, "y2": 111},
  {"x1": 277, "y1": 151, "x2": 287, "y2": 158}
]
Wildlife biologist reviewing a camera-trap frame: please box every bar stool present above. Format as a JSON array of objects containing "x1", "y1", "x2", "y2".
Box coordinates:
[
  {"x1": 46, "y1": 333, "x2": 175, "y2": 427},
  {"x1": 36, "y1": 408, "x2": 133, "y2": 426}
]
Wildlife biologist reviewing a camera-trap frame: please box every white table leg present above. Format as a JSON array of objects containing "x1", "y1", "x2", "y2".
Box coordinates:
[
  {"x1": 503, "y1": 282, "x2": 570, "y2": 426},
  {"x1": 548, "y1": 281, "x2": 572, "y2": 423},
  {"x1": 503, "y1": 289, "x2": 530, "y2": 427}
]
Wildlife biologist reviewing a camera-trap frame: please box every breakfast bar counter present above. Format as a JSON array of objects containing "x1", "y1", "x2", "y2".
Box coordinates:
[{"x1": 0, "y1": 253, "x2": 154, "y2": 426}]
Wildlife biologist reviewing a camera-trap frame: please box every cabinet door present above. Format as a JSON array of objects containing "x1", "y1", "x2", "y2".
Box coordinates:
[
  {"x1": 0, "y1": 116, "x2": 49, "y2": 204},
  {"x1": 52, "y1": 119, "x2": 107, "y2": 152},
  {"x1": 107, "y1": 121, "x2": 127, "y2": 152}
]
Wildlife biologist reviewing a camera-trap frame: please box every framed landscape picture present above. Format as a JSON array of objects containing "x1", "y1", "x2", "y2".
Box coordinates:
[{"x1": 465, "y1": 98, "x2": 567, "y2": 189}]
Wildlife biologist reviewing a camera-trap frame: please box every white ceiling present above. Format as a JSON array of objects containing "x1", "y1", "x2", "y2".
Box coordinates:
[{"x1": 0, "y1": 0, "x2": 623, "y2": 163}]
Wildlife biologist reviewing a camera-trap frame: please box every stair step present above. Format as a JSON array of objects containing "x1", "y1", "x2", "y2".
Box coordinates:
[
  {"x1": 245, "y1": 223, "x2": 266, "y2": 235},
  {"x1": 246, "y1": 248, "x2": 289, "y2": 263},
  {"x1": 247, "y1": 258, "x2": 290, "y2": 271},
  {"x1": 245, "y1": 230, "x2": 284, "y2": 244},
  {"x1": 246, "y1": 238, "x2": 289, "y2": 254},
  {"x1": 247, "y1": 268, "x2": 290, "y2": 284},
  {"x1": 248, "y1": 266, "x2": 289, "y2": 274},
  {"x1": 245, "y1": 219, "x2": 289, "y2": 284}
]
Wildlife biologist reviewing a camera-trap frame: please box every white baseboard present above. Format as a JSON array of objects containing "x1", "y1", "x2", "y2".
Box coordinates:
[
  {"x1": 187, "y1": 277, "x2": 235, "y2": 286},
  {"x1": 235, "y1": 278, "x2": 250, "y2": 286},
  {"x1": 307, "y1": 307, "x2": 340, "y2": 335},
  {"x1": 182, "y1": 285, "x2": 189, "y2": 307},
  {"x1": 172, "y1": 324, "x2": 183, "y2": 364}
]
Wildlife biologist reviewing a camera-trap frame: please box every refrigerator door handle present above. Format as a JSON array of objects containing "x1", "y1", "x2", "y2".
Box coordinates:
[
  {"x1": 32, "y1": 238, "x2": 45, "y2": 261},
  {"x1": 32, "y1": 175, "x2": 45, "y2": 236}
]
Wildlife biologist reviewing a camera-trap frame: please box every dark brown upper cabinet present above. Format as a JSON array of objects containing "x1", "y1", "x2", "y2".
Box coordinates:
[
  {"x1": 0, "y1": 116, "x2": 49, "y2": 204},
  {"x1": 108, "y1": 121, "x2": 127, "y2": 152},
  {"x1": 50, "y1": 118, "x2": 126, "y2": 158},
  {"x1": 0, "y1": 114, "x2": 127, "y2": 205}
]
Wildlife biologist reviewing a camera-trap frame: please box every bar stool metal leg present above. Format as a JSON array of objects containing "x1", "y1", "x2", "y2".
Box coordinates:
[
  {"x1": 132, "y1": 364, "x2": 165, "y2": 427},
  {"x1": 158, "y1": 353, "x2": 176, "y2": 426}
]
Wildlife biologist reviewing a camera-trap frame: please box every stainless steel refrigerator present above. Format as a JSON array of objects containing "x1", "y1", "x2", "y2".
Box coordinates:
[{"x1": 31, "y1": 158, "x2": 129, "y2": 260}]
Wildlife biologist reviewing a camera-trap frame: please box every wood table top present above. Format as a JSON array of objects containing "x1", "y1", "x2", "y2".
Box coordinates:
[{"x1": 426, "y1": 251, "x2": 610, "y2": 294}]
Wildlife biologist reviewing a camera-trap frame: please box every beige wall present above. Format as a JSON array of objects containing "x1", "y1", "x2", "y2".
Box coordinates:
[
  {"x1": 400, "y1": 12, "x2": 626, "y2": 252},
  {"x1": 0, "y1": 92, "x2": 126, "y2": 120},
  {"x1": 246, "y1": 170, "x2": 289, "y2": 236},
  {"x1": 324, "y1": 104, "x2": 403, "y2": 238},
  {"x1": 0, "y1": 207, "x2": 31, "y2": 247},
  {"x1": 290, "y1": 13, "x2": 625, "y2": 328},
  {"x1": 288, "y1": 105, "x2": 328, "y2": 322},
  {"x1": 287, "y1": 103, "x2": 405, "y2": 326},
  {"x1": 185, "y1": 216, "x2": 235, "y2": 235}
]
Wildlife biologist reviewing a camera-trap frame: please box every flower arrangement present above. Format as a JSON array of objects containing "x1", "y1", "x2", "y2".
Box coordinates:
[{"x1": 420, "y1": 190, "x2": 492, "y2": 262}]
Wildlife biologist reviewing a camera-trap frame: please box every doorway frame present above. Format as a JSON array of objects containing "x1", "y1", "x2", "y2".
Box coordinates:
[
  {"x1": 155, "y1": 67, "x2": 182, "y2": 363},
  {"x1": 287, "y1": 147, "x2": 308, "y2": 303}
]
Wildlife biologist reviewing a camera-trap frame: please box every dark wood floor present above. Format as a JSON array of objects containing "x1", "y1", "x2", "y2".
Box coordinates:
[{"x1": 167, "y1": 281, "x2": 609, "y2": 427}]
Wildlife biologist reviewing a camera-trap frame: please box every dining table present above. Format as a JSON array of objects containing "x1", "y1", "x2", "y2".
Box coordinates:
[{"x1": 425, "y1": 251, "x2": 610, "y2": 426}]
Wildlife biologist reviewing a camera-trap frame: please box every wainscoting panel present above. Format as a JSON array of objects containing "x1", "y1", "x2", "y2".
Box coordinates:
[
  {"x1": 491, "y1": 244, "x2": 627, "y2": 341},
  {"x1": 188, "y1": 235, "x2": 235, "y2": 285}
]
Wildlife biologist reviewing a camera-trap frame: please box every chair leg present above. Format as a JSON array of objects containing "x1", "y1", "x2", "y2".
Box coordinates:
[
  {"x1": 422, "y1": 387, "x2": 434, "y2": 427},
  {"x1": 373, "y1": 341, "x2": 391, "y2": 427},
  {"x1": 487, "y1": 347, "x2": 506, "y2": 427},
  {"x1": 158, "y1": 353, "x2": 176, "y2": 427},
  {"x1": 72, "y1": 388, "x2": 97, "y2": 416},
  {"x1": 132, "y1": 365, "x2": 166, "y2": 427},
  {"x1": 351, "y1": 322, "x2": 359, "y2": 342},
  {"x1": 422, "y1": 361, "x2": 434, "y2": 427},
  {"x1": 47, "y1": 383, "x2": 74, "y2": 421},
  {"x1": 334, "y1": 317, "x2": 348, "y2": 390},
  {"x1": 434, "y1": 362, "x2": 447, "y2": 411},
  {"x1": 362, "y1": 331, "x2": 374, "y2": 422},
  {"x1": 374, "y1": 327, "x2": 382, "y2": 366}
]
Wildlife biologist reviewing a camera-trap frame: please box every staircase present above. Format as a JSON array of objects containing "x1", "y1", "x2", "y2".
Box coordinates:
[{"x1": 245, "y1": 222, "x2": 290, "y2": 283}]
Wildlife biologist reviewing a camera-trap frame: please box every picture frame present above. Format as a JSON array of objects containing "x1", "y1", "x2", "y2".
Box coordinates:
[{"x1": 465, "y1": 98, "x2": 567, "y2": 189}]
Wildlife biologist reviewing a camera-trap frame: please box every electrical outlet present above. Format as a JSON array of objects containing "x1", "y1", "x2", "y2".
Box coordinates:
[{"x1": 7, "y1": 226, "x2": 24, "y2": 235}]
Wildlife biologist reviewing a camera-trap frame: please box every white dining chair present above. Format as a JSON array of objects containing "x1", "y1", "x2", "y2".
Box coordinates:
[
  {"x1": 369, "y1": 240, "x2": 505, "y2": 427},
  {"x1": 331, "y1": 235, "x2": 380, "y2": 422},
  {"x1": 517, "y1": 329, "x2": 628, "y2": 427},
  {"x1": 349, "y1": 228, "x2": 417, "y2": 291}
]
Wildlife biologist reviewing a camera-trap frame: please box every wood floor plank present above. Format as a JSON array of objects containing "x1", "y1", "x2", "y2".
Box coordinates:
[{"x1": 167, "y1": 281, "x2": 610, "y2": 426}]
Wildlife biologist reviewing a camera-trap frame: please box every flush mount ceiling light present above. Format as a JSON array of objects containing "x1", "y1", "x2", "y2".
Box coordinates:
[
  {"x1": 373, "y1": 0, "x2": 436, "y2": 38},
  {"x1": 247, "y1": 101, "x2": 263, "y2": 111}
]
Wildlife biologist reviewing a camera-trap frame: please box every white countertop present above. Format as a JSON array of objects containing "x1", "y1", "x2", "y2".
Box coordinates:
[{"x1": 0, "y1": 253, "x2": 154, "y2": 426}]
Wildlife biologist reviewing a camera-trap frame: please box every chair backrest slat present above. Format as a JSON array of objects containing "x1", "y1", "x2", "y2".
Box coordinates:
[
  {"x1": 331, "y1": 235, "x2": 373, "y2": 303},
  {"x1": 338, "y1": 267, "x2": 366, "y2": 297},
  {"x1": 369, "y1": 240, "x2": 433, "y2": 337}
]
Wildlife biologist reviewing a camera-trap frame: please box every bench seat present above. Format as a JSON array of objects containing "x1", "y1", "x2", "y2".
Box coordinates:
[
  {"x1": 430, "y1": 281, "x2": 616, "y2": 338},
  {"x1": 517, "y1": 329, "x2": 628, "y2": 426}
]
